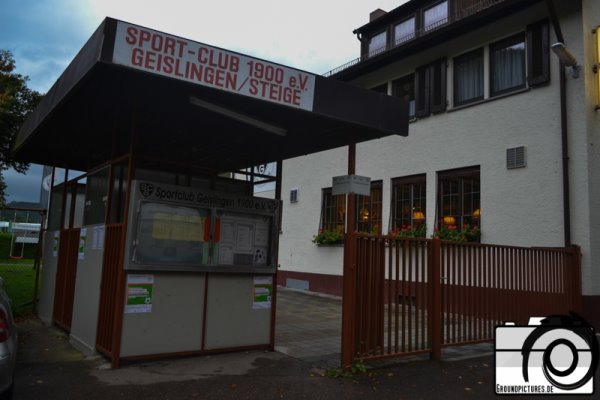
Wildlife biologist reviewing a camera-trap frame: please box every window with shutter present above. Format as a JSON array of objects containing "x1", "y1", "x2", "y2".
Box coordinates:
[
  {"x1": 415, "y1": 58, "x2": 446, "y2": 118},
  {"x1": 526, "y1": 20, "x2": 550, "y2": 87}
]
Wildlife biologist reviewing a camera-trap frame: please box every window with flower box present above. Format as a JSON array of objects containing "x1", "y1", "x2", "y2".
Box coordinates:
[
  {"x1": 391, "y1": 175, "x2": 426, "y2": 237},
  {"x1": 320, "y1": 188, "x2": 346, "y2": 234},
  {"x1": 356, "y1": 181, "x2": 383, "y2": 234},
  {"x1": 437, "y1": 167, "x2": 480, "y2": 240},
  {"x1": 319, "y1": 181, "x2": 383, "y2": 235}
]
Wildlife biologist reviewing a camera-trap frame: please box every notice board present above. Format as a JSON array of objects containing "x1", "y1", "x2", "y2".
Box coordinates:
[{"x1": 125, "y1": 180, "x2": 280, "y2": 273}]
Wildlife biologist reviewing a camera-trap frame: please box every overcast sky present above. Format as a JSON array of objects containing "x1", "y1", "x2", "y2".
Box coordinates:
[{"x1": 1, "y1": 0, "x2": 407, "y2": 204}]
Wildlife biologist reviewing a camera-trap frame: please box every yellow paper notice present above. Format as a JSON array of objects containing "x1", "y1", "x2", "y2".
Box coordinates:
[{"x1": 152, "y1": 213, "x2": 205, "y2": 242}]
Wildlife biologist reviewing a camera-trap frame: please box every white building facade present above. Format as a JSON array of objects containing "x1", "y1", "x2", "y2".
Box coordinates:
[{"x1": 277, "y1": 0, "x2": 600, "y2": 325}]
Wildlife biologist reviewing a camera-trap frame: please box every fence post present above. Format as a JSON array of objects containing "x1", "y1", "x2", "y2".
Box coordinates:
[
  {"x1": 569, "y1": 245, "x2": 582, "y2": 314},
  {"x1": 429, "y1": 237, "x2": 442, "y2": 361},
  {"x1": 341, "y1": 196, "x2": 357, "y2": 369}
]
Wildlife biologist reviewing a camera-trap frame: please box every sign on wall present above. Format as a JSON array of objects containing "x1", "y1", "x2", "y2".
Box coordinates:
[
  {"x1": 125, "y1": 274, "x2": 154, "y2": 314},
  {"x1": 113, "y1": 21, "x2": 316, "y2": 111}
]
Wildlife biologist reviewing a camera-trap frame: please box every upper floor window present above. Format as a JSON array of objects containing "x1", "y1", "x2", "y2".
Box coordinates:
[
  {"x1": 424, "y1": 1, "x2": 448, "y2": 31},
  {"x1": 453, "y1": 48, "x2": 484, "y2": 106},
  {"x1": 394, "y1": 17, "x2": 416, "y2": 45},
  {"x1": 368, "y1": 31, "x2": 387, "y2": 57},
  {"x1": 392, "y1": 74, "x2": 416, "y2": 119},
  {"x1": 416, "y1": 58, "x2": 447, "y2": 117},
  {"x1": 490, "y1": 33, "x2": 526, "y2": 96}
]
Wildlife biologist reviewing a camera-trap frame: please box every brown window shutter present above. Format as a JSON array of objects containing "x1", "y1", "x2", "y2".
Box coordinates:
[
  {"x1": 415, "y1": 65, "x2": 430, "y2": 117},
  {"x1": 527, "y1": 20, "x2": 550, "y2": 87},
  {"x1": 431, "y1": 58, "x2": 447, "y2": 114}
]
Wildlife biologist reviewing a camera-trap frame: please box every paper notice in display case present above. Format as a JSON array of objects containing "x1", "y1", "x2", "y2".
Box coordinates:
[
  {"x1": 133, "y1": 203, "x2": 210, "y2": 266},
  {"x1": 216, "y1": 212, "x2": 270, "y2": 266}
]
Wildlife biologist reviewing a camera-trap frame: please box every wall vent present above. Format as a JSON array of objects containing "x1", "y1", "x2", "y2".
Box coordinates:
[
  {"x1": 290, "y1": 188, "x2": 299, "y2": 203},
  {"x1": 507, "y1": 146, "x2": 526, "y2": 169}
]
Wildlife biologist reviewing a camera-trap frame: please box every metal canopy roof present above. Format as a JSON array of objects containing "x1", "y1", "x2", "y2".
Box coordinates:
[{"x1": 14, "y1": 18, "x2": 408, "y2": 173}]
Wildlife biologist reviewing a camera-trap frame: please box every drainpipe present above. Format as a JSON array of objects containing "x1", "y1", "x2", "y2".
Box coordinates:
[{"x1": 545, "y1": 0, "x2": 572, "y2": 247}]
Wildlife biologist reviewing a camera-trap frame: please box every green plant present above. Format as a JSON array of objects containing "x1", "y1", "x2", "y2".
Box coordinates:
[
  {"x1": 432, "y1": 224, "x2": 480, "y2": 242},
  {"x1": 0, "y1": 262, "x2": 36, "y2": 316},
  {"x1": 324, "y1": 359, "x2": 369, "y2": 378},
  {"x1": 312, "y1": 230, "x2": 344, "y2": 245}
]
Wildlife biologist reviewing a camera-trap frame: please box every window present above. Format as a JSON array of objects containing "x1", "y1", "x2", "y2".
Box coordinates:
[
  {"x1": 437, "y1": 168, "x2": 480, "y2": 230},
  {"x1": 356, "y1": 181, "x2": 383, "y2": 234},
  {"x1": 368, "y1": 30, "x2": 387, "y2": 57},
  {"x1": 83, "y1": 167, "x2": 109, "y2": 226},
  {"x1": 392, "y1": 74, "x2": 416, "y2": 118},
  {"x1": 391, "y1": 175, "x2": 426, "y2": 232},
  {"x1": 394, "y1": 17, "x2": 415, "y2": 45},
  {"x1": 320, "y1": 188, "x2": 346, "y2": 233},
  {"x1": 415, "y1": 58, "x2": 447, "y2": 117},
  {"x1": 424, "y1": 1, "x2": 448, "y2": 31},
  {"x1": 453, "y1": 48, "x2": 484, "y2": 106},
  {"x1": 320, "y1": 182, "x2": 383, "y2": 234},
  {"x1": 490, "y1": 34, "x2": 526, "y2": 96}
]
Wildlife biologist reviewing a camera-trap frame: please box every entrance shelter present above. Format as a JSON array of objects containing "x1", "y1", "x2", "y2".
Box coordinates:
[{"x1": 13, "y1": 18, "x2": 408, "y2": 367}]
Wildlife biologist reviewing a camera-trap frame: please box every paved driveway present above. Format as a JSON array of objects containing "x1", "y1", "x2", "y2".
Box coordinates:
[{"x1": 275, "y1": 288, "x2": 342, "y2": 367}]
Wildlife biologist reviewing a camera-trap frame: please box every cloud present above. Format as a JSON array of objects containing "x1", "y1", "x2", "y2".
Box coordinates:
[{"x1": 3, "y1": 165, "x2": 43, "y2": 204}]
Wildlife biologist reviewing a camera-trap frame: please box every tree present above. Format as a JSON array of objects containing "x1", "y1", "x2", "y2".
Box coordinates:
[{"x1": 0, "y1": 50, "x2": 43, "y2": 206}]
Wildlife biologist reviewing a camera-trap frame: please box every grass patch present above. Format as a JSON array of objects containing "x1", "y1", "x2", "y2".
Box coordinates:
[{"x1": 0, "y1": 259, "x2": 37, "y2": 317}]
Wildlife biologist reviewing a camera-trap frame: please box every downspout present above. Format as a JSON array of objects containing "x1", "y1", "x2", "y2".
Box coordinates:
[{"x1": 545, "y1": 0, "x2": 571, "y2": 246}]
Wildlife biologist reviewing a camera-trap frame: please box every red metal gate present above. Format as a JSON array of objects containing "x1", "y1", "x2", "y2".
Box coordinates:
[
  {"x1": 341, "y1": 234, "x2": 582, "y2": 367},
  {"x1": 52, "y1": 228, "x2": 81, "y2": 331}
]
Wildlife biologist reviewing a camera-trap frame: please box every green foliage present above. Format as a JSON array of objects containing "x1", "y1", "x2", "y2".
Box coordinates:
[
  {"x1": 0, "y1": 261, "x2": 36, "y2": 316},
  {"x1": 0, "y1": 49, "x2": 43, "y2": 205},
  {"x1": 389, "y1": 223, "x2": 427, "y2": 238},
  {"x1": 312, "y1": 230, "x2": 344, "y2": 245},
  {"x1": 325, "y1": 360, "x2": 369, "y2": 379},
  {"x1": 432, "y1": 224, "x2": 481, "y2": 242}
]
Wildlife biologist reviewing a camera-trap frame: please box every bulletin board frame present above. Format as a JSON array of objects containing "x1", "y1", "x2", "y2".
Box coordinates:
[{"x1": 124, "y1": 180, "x2": 281, "y2": 273}]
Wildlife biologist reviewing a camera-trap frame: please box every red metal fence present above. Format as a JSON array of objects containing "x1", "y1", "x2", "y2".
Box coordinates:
[
  {"x1": 341, "y1": 234, "x2": 582, "y2": 367},
  {"x1": 95, "y1": 223, "x2": 125, "y2": 358}
]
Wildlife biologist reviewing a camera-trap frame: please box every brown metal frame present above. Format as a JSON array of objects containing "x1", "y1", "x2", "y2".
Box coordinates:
[{"x1": 341, "y1": 233, "x2": 582, "y2": 367}]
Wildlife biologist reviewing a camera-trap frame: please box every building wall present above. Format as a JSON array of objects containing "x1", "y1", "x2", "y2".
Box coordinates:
[
  {"x1": 581, "y1": 0, "x2": 600, "y2": 299},
  {"x1": 279, "y1": 2, "x2": 599, "y2": 301}
]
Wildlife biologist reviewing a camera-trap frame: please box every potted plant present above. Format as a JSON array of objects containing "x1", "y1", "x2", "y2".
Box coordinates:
[{"x1": 312, "y1": 229, "x2": 344, "y2": 245}]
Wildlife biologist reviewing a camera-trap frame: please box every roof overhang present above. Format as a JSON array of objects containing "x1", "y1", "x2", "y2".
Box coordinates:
[
  {"x1": 14, "y1": 18, "x2": 408, "y2": 173},
  {"x1": 336, "y1": 0, "x2": 544, "y2": 81}
]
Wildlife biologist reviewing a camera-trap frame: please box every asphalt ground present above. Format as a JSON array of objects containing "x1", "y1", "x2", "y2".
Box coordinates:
[{"x1": 12, "y1": 288, "x2": 600, "y2": 400}]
